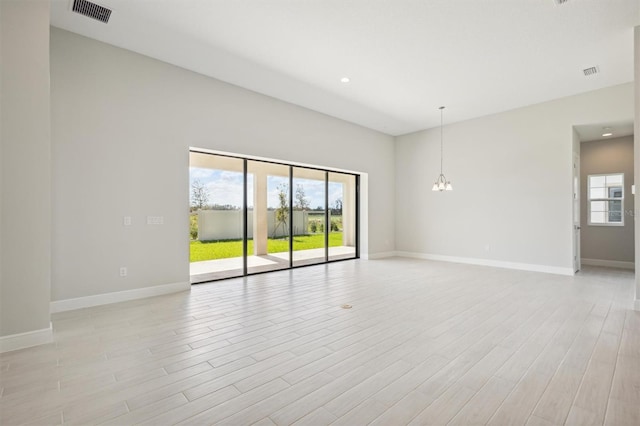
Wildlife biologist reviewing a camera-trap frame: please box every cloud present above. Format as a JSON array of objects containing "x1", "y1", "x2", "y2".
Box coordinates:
[
  {"x1": 189, "y1": 167, "x2": 215, "y2": 181},
  {"x1": 328, "y1": 182, "x2": 344, "y2": 204},
  {"x1": 190, "y1": 167, "x2": 350, "y2": 210},
  {"x1": 190, "y1": 168, "x2": 243, "y2": 207}
]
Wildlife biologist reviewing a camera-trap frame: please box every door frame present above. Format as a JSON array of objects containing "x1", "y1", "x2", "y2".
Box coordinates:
[
  {"x1": 189, "y1": 149, "x2": 361, "y2": 283},
  {"x1": 573, "y1": 152, "x2": 581, "y2": 273}
]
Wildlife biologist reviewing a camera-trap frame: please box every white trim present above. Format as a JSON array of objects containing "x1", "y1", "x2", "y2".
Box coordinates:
[
  {"x1": 366, "y1": 251, "x2": 396, "y2": 260},
  {"x1": 0, "y1": 323, "x2": 53, "y2": 353},
  {"x1": 581, "y1": 258, "x2": 635, "y2": 270},
  {"x1": 50, "y1": 281, "x2": 190, "y2": 313},
  {"x1": 395, "y1": 251, "x2": 574, "y2": 276},
  {"x1": 190, "y1": 147, "x2": 363, "y2": 176}
]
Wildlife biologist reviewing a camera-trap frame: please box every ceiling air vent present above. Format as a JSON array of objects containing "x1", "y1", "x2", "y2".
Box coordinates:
[
  {"x1": 583, "y1": 66, "x2": 599, "y2": 77},
  {"x1": 72, "y1": 0, "x2": 112, "y2": 23}
]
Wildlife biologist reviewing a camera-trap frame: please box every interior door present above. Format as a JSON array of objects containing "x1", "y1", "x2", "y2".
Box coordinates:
[{"x1": 573, "y1": 153, "x2": 581, "y2": 273}]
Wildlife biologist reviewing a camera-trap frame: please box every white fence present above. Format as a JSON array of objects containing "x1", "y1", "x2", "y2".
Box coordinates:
[{"x1": 198, "y1": 210, "x2": 309, "y2": 241}]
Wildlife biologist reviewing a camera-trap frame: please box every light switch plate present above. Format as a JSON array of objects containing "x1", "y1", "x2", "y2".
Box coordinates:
[
  {"x1": 147, "y1": 216, "x2": 164, "y2": 225},
  {"x1": 123, "y1": 216, "x2": 132, "y2": 226}
]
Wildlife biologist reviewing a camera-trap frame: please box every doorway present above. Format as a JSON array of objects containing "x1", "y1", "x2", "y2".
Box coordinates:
[
  {"x1": 189, "y1": 150, "x2": 360, "y2": 283},
  {"x1": 574, "y1": 122, "x2": 635, "y2": 272}
]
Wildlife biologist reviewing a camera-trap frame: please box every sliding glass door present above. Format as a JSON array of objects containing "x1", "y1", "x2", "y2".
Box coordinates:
[
  {"x1": 189, "y1": 152, "x2": 245, "y2": 282},
  {"x1": 189, "y1": 150, "x2": 359, "y2": 283},
  {"x1": 292, "y1": 168, "x2": 326, "y2": 267},
  {"x1": 329, "y1": 172, "x2": 357, "y2": 260},
  {"x1": 247, "y1": 160, "x2": 290, "y2": 274}
]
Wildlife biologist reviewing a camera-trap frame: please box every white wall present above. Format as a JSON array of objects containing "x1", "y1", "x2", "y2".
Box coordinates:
[
  {"x1": 0, "y1": 1, "x2": 52, "y2": 338},
  {"x1": 50, "y1": 28, "x2": 395, "y2": 302},
  {"x1": 395, "y1": 83, "x2": 633, "y2": 273},
  {"x1": 580, "y1": 136, "x2": 634, "y2": 265}
]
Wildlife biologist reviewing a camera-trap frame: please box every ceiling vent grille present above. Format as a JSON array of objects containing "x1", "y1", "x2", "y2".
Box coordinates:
[
  {"x1": 72, "y1": 0, "x2": 112, "y2": 23},
  {"x1": 583, "y1": 66, "x2": 599, "y2": 76}
]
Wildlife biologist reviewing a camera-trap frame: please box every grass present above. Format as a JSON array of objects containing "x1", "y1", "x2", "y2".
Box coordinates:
[{"x1": 190, "y1": 233, "x2": 344, "y2": 262}]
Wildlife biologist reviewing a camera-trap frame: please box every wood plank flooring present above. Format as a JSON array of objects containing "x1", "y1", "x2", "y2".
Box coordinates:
[{"x1": 1, "y1": 258, "x2": 638, "y2": 425}]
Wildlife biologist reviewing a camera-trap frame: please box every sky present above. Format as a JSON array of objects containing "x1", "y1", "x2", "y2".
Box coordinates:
[{"x1": 190, "y1": 167, "x2": 344, "y2": 209}]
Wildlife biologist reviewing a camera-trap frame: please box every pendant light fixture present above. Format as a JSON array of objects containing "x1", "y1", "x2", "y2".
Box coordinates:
[{"x1": 432, "y1": 106, "x2": 453, "y2": 191}]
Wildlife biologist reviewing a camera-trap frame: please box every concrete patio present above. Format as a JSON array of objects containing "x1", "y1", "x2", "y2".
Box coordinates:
[{"x1": 190, "y1": 246, "x2": 356, "y2": 282}]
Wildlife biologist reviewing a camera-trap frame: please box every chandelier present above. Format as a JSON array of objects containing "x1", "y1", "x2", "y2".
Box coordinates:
[{"x1": 432, "y1": 106, "x2": 453, "y2": 191}]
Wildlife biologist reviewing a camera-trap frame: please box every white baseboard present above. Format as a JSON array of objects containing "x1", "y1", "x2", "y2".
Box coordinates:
[
  {"x1": 50, "y1": 281, "x2": 190, "y2": 313},
  {"x1": 581, "y1": 258, "x2": 635, "y2": 270},
  {"x1": 366, "y1": 251, "x2": 396, "y2": 260},
  {"x1": 0, "y1": 323, "x2": 53, "y2": 353},
  {"x1": 395, "y1": 251, "x2": 574, "y2": 276}
]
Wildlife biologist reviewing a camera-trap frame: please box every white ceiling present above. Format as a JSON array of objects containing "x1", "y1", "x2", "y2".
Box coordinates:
[
  {"x1": 575, "y1": 121, "x2": 634, "y2": 142},
  {"x1": 50, "y1": 0, "x2": 639, "y2": 136}
]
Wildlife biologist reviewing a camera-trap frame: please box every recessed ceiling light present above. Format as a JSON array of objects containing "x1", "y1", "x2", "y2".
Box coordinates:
[
  {"x1": 340, "y1": 77, "x2": 350, "y2": 83},
  {"x1": 602, "y1": 127, "x2": 613, "y2": 137},
  {"x1": 602, "y1": 132, "x2": 613, "y2": 137}
]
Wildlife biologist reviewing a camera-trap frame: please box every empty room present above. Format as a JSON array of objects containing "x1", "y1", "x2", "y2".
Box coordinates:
[{"x1": 1, "y1": 0, "x2": 639, "y2": 425}]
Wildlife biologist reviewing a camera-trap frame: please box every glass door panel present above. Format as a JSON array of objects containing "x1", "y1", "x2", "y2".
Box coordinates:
[
  {"x1": 292, "y1": 168, "x2": 326, "y2": 267},
  {"x1": 247, "y1": 160, "x2": 290, "y2": 274},
  {"x1": 328, "y1": 172, "x2": 357, "y2": 261},
  {"x1": 189, "y1": 152, "x2": 244, "y2": 282}
]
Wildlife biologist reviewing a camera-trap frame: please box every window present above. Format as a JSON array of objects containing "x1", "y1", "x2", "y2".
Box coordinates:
[{"x1": 588, "y1": 173, "x2": 624, "y2": 226}]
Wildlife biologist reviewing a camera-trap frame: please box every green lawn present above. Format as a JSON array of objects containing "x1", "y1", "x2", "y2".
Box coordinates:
[{"x1": 190, "y1": 233, "x2": 344, "y2": 262}]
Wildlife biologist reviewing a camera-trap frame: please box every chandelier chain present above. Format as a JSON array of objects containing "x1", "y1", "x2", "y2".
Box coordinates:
[{"x1": 440, "y1": 106, "x2": 444, "y2": 175}]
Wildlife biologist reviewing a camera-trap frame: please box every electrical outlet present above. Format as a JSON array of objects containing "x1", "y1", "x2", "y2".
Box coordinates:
[
  {"x1": 119, "y1": 267, "x2": 127, "y2": 277},
  {"x1": 123, "y1": 216, "x2": 132, "y2": 226}
]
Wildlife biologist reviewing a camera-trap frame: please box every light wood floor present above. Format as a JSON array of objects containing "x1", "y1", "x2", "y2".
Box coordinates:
[{"x1": 1, "y1": 258, "x2": 639, "y2": 425}]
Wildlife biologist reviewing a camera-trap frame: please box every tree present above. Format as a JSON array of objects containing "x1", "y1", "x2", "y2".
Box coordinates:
[
  {"x1": 273, "y1": 183, "x2": 289, "y2": 238},
  {"x1": 332, "y1": 198, "x2": 343, "y2": 215},
  {"x1": 191, "y1": 179, "x2": 209, "y2": 210},
  {"x1": 294, "y1": 184, "x2": 310, "y2": 211}
]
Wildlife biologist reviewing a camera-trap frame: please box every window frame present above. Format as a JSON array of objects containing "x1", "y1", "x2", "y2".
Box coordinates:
[{"x1": 587, "y1": 173, "x2": 624, "y2": 227}]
